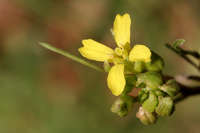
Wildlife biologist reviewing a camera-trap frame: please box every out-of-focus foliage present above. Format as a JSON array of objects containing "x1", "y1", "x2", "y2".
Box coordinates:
[{"x1": 0, "y1": 0, "x2": 200, "y2": 132}]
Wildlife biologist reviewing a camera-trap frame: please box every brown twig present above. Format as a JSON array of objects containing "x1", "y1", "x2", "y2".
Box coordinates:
[{"x1": 165, "y1": 43, "x2": 200, "y2": 72}]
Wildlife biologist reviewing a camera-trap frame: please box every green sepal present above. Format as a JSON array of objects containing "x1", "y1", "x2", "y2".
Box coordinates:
[
  {"x1": 154, "y1": 90, "x2": 166, "y2": 97},
  {"x1": 111, "y1": 96, "x2": 133, "y2": 117},
  {"x1": 145, "y1": 51, "x2": 164, "y2": 72},
  {"x1": 103, "y1": 61, "x2": 111, "y2": 72},
  {"x1": 134, "y1": 61, "x2": 145, "y2": 73},
  {"x1": 172, "y1": 39, "x2": 185, "y2": 49},
  {"x1": 137, "y1": 72, "x2": 163, "y2": 90},
  {"x1": 136, "y1": 107, "x2": 157, "y2": 125},
  {"x1": 121, "y1": 75, "x2": 137, "y2": 95},
  {"x1": 142, "y1": 92, "x2": 158, "y2": 113},
  {"x1": 138, "y1": 89, "x2": 148, "y2": 103},
  {"x1": 155, "y1": 96, "x2": 174, "y2": 116},
  {"x1": 159, "y1": 80, "x2": 180, "y2": 97},
  {"x1": 124, "y1": 61, "x2": 145, "y2": 74}
]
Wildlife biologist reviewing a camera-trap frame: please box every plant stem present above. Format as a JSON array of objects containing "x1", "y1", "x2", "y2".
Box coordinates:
[
  {"x1": 39, "y1": 42, "x2": 104, "y2": 72},
  {"x1": 174, "y1": 83, "x2": 200, "y2": 103},
  {"x1": 165, "y1": 43, "x2": 200, "y2": 72}
]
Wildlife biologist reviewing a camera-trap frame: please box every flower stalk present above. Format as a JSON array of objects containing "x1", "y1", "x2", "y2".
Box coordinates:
[{"x1": 39, "y1": 42, "x2": 104, "y2": 72}]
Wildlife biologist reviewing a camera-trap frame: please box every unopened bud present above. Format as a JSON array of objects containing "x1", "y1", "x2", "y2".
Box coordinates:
[
  {"x1": 111, "y1": 97, "x2": 133, "y2": 117},
  {"x1": 137, "y1": 72, "x2": 163, "y2": 89},
  {"x1": 159, "y1": 80, "x2": 180, "y2": 97},
  {"x1": 142, "y1": 92, "x2": 158, "y2": 113},
  {"x1": 136, "y1": 107, "x2": 157, "y2": 125},
  {"x1": 155, "y1": 96, "x2": 174, "y2": 116}
]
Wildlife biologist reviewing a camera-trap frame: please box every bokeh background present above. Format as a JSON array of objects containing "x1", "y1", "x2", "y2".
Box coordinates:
[{"x1": 0, "y1": 0, "x2": 200, "y2": 133}]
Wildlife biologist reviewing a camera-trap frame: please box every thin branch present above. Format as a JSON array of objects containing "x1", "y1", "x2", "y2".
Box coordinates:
[
  {"x1": 174, "y1": 83, "x2": 200, "y2": 103},
  {"x1": 39, "y1": 42, "x2": 104, "y2": 72},
  {"x1": 165, "y1": 43, "x2": 200, "y2": 72},
  {"x1": 182, "y1": 49, "x2": 200, "y2": 59}
]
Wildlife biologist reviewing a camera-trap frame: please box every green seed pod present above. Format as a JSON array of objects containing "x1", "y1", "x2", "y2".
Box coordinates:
[
  {"x1": 111, "y1": 96, "x2": 133, "y2": 117},
  {"x1": 145, "y1": 51, "x2": 164, "y2": 72},
  {"x1": 155, "y1": 96, "x2": 174, "y2": 116},
  {"x1": 142, "y1": 92, "x2": 158, "y2": 113},
  {"x1": 159, "y1": 80, "x2": 180, "y2": 97},
  {"x1": 136, "y1": 72, "x2": 163, "y2": 89},
  {"x1": 136, "y1": 107, "x2": 157, "y2": 125}
]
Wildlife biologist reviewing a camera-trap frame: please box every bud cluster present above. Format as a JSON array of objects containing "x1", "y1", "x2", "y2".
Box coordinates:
[{"x1": 110, "y1": 51, "x2": 180, "y2": 125}]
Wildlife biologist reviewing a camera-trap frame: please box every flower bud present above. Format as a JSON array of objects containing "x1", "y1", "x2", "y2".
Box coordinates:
[
  {"x1": 136, "y1": 72, "x2": 163, "y2": 90},
  {"x1": 159, "y1": 80, "x2": 180, "y2": 97},
  {"x1": 111, "y1": 96, "x2": 133, "y2": 117},
  {"x1": 145, "y1": 51, "x2": 164, "y2": 72},
  {"x1": 142, "y1": 92, "x2": 158, "y2": 113},
  {"x1": 155, "y1": 96, "x2": 174, "y2": 116},
  {"x1": 136, "y1": 107, "x2": 157, "y2": 125}
]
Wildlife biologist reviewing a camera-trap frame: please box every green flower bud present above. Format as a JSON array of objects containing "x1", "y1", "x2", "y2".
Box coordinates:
[
  {"x1": 145, "y1": 51, "x2": 164, "y2": 72},
  {"x1": 137, "y1": 72, "x2": 163, "y2": 90},
  {"x1": 172, "y1": 39, "x2": 185, "y2": 49},
  {"x1": 111, "y1": 96, "x2": 133, "y2": 117},
  {"x1": 159, "y1": 80, "x2": 180, "y2": 97},
  {"x1": 104, "y1": 61, "x2": 111, "y2": 72},
  {"x1": 136, "y1": 107, "x2": 157, "y2": 125},
  {"x1": 142, "y1": 92, "x2": 158, "y2": 112},
  {"x1": 155, "y1": 96, "x2": 174, "y2": 116}
]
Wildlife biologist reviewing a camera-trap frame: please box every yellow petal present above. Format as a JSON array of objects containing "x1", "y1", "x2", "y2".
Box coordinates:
[
  {"x1": 113, "y1": 13, "x2": 131, "y2": 47},
  {"x1": 79, "y1": 39, "x2": 114, "y2": 62},
  {"x1": 129, "y1": 44, "x2": 151, "y2": 62},
  {"x1": 107, "y1": 64, "x2": 125, "y2": 96}
]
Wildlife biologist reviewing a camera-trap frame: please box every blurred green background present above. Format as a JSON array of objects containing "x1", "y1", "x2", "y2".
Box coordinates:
[{"x1": 0, "y1": 0, "x2": 200, "y2": 133}]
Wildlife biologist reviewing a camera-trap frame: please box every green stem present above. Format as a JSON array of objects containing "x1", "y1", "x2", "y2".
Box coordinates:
[{"x1": 39, "y1": 42, "x2": 104, "y2": 72}]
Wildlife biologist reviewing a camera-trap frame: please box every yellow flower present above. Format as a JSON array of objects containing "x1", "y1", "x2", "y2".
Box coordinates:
[{"x1": 78, "y1": 13, "x2": 151, "y2": 96}]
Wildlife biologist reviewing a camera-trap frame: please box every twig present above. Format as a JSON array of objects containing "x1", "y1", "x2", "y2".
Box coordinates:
[
  {"x1": 181, "y1": 49, "x2": 200, "y2": 59},
  {"x1": 174, "y1": 83, "x2": 200, "y2": 103},
  {"x1": 165, "y1": 43, "x2": 200, "y2": 72}
]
